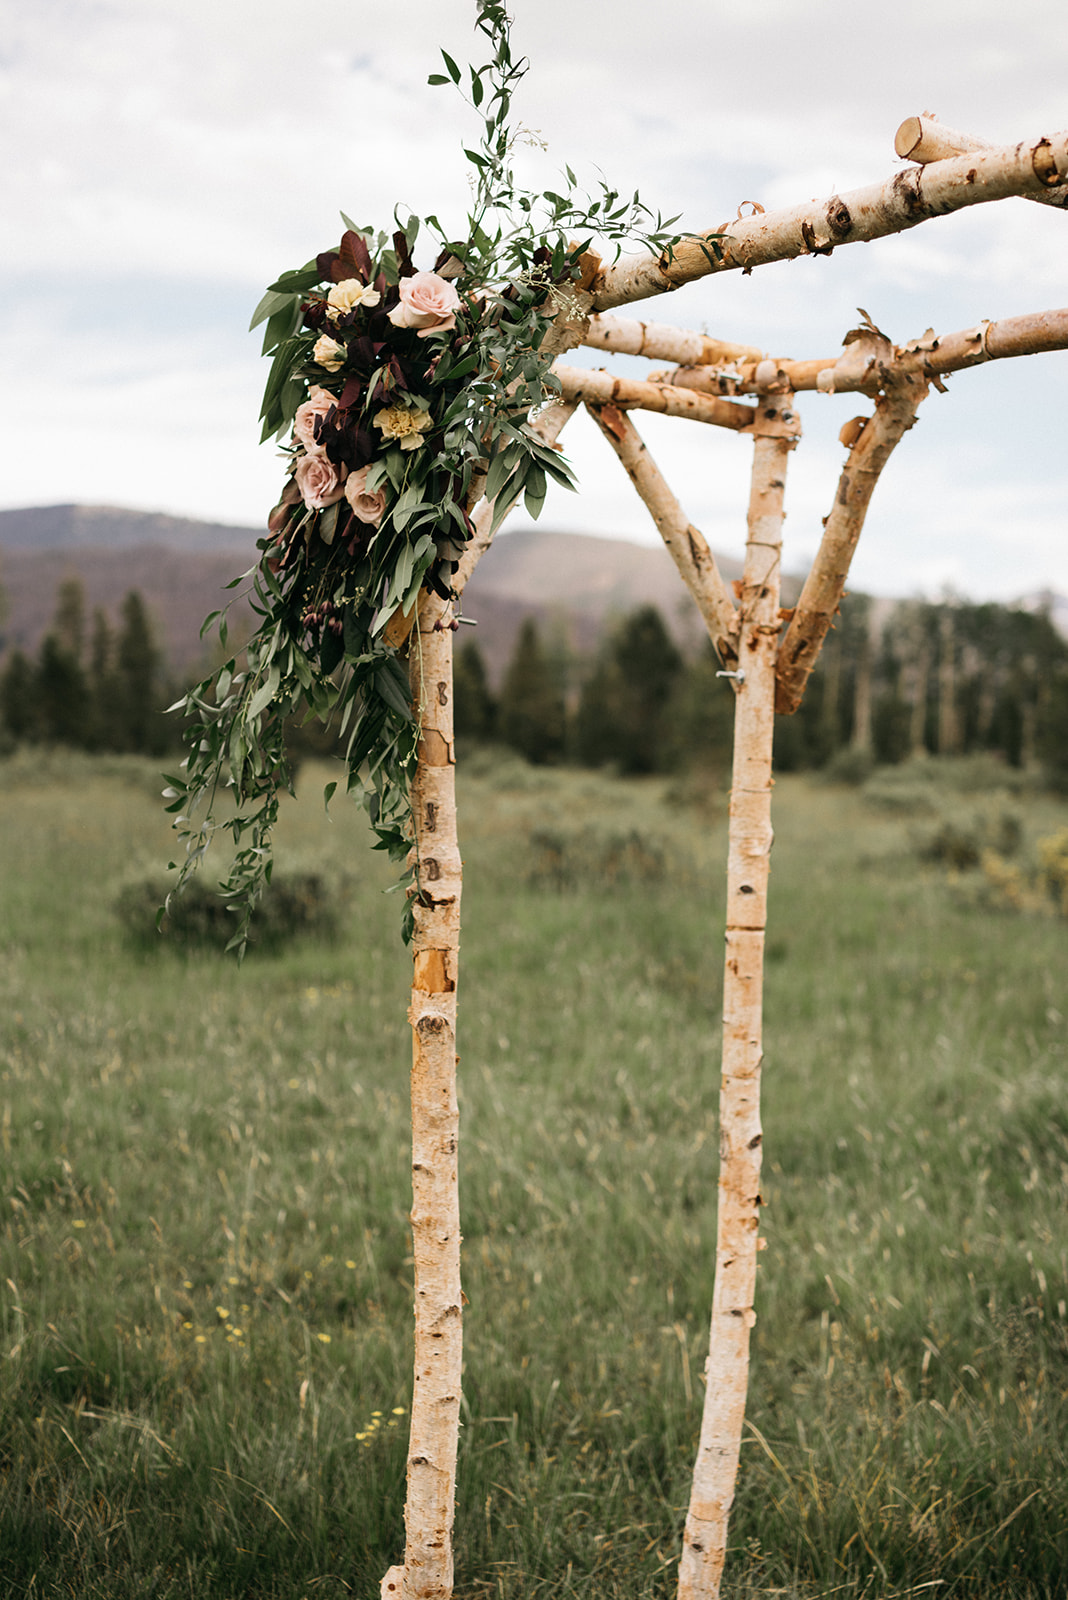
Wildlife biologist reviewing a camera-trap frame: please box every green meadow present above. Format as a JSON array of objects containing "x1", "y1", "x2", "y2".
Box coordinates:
[{"x1": 0, "y1": 749, "x2": 1065, "y2": 1599}]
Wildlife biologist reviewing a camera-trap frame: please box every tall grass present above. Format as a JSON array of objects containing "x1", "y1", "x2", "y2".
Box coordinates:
[{"x1": 0, "y1": 750, "x2": 1065, "y2": 1597}]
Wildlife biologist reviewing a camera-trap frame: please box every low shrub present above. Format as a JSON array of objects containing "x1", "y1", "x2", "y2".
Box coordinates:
[
  {"x1": 914, "y1": 808, "x2": 1022, "y2": 870},
  {"x1": 821, "y1": 746, "x2": 875, "y2": 787},
  {"x1": 525, "y1": 824, "x2": 671, "y2": 888},
  {"x1": 115, "y1": 871, "x2": 345, "y2": 951}
]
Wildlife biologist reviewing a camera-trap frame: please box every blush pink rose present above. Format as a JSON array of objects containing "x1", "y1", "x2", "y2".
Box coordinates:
[
  {"x1": 295, "y1": 451, "x2": 347, "y2": 510},
  {"x1": 344, "y1": 466, "x2": 388, "y2": 526},
  {"x1": 388, "y1": 272, "x2": 462, "y2": 338},
  {"x1": 293, "y1": 387, "x2": 337, "y2": 455}
]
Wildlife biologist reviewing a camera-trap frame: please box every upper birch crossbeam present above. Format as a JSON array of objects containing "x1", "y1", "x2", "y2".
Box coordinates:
[
  {"x1": 581, "y1": 131, "x2": 1068, "y2": 311},
  {"x1": 895, "y1": 114, "x2": 1068, "y2": 209}
]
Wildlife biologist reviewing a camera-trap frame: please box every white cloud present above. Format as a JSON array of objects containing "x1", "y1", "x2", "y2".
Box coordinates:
[{"x1": 1, "y1": 0, "x2": 1066, "y2": 599}]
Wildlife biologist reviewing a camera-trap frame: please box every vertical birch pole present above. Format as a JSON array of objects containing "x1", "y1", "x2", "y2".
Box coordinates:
[
  {"x1": 380, "y1": 412, "x2": 574, "y2": 1600},
  {"x1": 677, "y1": 385, "x2": 799, "y2": 1600},
  {"x1": 380, "y1": 587, "x2": 463, "y2": 1600}
]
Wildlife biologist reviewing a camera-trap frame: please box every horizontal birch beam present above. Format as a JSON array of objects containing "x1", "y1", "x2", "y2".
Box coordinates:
[
  {"x1": 895, "y1": 114, "x2": 1068, "y2": 209},
  {"x1": 648, "y1": 307, "x2": 1068, "y2": 396},
  {"x1": 587, "y1": 131, "x2": 1068, "y2": 310},
  {"x1": 553, "y1": 364, "x2": 757, "y2": 430},
  {"x1": 582, "y1": 312, "x2": 763, "y2": 366}
]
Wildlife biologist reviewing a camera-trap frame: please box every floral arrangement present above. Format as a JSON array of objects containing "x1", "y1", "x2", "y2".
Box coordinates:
[{"x1": 165, "y1": 3, "x2": 683, "y2": 953}]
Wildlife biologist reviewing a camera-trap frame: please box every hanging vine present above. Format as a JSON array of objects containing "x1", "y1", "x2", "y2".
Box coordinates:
[{"x1": 165, "y1": 1, "x2": 684, "y2": 953}]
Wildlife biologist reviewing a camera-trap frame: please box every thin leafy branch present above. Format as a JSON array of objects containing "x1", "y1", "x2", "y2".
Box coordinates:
[{"x1": 166, "y1": 1, "x2": 688, "y2": 955}]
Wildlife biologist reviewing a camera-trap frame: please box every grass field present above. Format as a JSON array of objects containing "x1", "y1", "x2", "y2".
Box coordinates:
[{"x1": 0, "y1": 748, "x2": 1065, "y2": 1599}]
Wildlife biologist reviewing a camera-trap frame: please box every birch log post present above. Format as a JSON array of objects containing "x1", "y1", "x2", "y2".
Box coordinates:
[
  {"x1": 379, "y1": 583, "x2": 464, "y2": 1600},
  {"x1": 381, "y1": 403, "x2": 577, "y2": 1600},
  {"x1": 677, "y1": 385, "x2": 800, "y2": 1600}
]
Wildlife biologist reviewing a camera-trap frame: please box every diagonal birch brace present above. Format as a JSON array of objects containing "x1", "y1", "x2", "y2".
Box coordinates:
[
  {"x1": 583, "y1": 401, "x2": 740, "y2": 669},
  {"x1": 677, "y1": 384, "x2": 801, "y2": 1600},
  {"x1": 775, "y1": 356, "x2": 930, "y2": 716}
]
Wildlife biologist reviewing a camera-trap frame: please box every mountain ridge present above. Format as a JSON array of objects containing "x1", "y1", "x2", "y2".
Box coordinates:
[{"x1": 1, "y1": 505, "x2": 1063, "y2": 678}]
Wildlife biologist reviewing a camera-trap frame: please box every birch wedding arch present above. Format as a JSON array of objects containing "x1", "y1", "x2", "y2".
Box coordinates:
[{"x1": 166, "y1": 9, "x2": 1068, "y2": 1597}]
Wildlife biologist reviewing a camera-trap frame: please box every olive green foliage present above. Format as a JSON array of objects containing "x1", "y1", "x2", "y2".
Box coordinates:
[
  {"x1": 1, "y1": 753, "x2": 1065, "y2": 1598},
  {"x1": 171, "y1": 1, "x2": 688, "y2": 954}
]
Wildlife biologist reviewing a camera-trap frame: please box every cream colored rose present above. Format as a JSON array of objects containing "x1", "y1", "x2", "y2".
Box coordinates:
[
  {"x1": 387, "y1": 272, "x2": 461, "y2": 339},
  {"x1": 293, "y1": 386, "x2": 337, "y2": 455},
  {"x1": 344, "y1": 466, "x2": 388, "y2": 526},
  {"x1": 326, "y1": 278, "x2": 382, "y2": 322},
  {"x1": 295, "y1": 451, "x2": 347, "y2": 509},
  {"x1": 312, "y1": 334, "x2": 346, "y2": 371},
  {"x1": 373, "y1": 404, "x2": 433, "y2": 452}
]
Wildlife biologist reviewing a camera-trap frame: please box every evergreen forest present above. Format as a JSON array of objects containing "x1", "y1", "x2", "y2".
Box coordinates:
[{"x1": 1, "y1": 576, "x2": 1066, "y2": 792}]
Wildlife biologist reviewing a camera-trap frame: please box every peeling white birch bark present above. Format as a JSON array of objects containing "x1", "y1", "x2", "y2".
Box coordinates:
[
  {"x1": 384, "y1": 402, "x2": 576, "y2": 1600},
  {"x1": 648, "y1": 307, "x2": 1068, "y2": 396},
  {"x1": 894, "y1": 114, "x2": 1068, "y2": 209},
  {"x1": 589, "y1": 132, "x2": 1068, "y2": 310},
  {"x1": 584, "y1": 401, "x2": 739, "y2": 667},
  {"x1": 583, "y1": 313, "x2": 763, "y2": 366},
  {"x1": 391, "y1": 584, "x2": 465, "y2": 1600},
  {"x1": 776, "y1": 362, "x2": 928, "y2": 717},
  {"x1": 553, "y1": 364, "x2": 756, "y2": 430},
  {"x1": 677, "y1": 388, "x2": 800, "y2": 1600}
]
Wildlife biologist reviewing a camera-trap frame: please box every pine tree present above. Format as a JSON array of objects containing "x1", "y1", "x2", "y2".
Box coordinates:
[
  {"x1": 114, "y1": 591, "x2": 164, "y2": 754},
  {"x1": 575, "y1": 605, "x2": 683, "y2": 774},
  {"x1": 53, "y1": 576, "x2": 87, "y2": 663},
  {"x1": 497, "y1": 618, "x2": 565, "y2": 764},
  {"x1": 662, "y1": 640, "x2": 735, "y2": 774},
  {"x1": 453, "y1": 639, "x2": 497, "y2": 742},
  {"x1": 86, "y1": 607, "x2": 121, "y2": 751},
  {"x1": 0, "y1": 649, "x2": 38, "y2": 743},
  {"x1": 36, "y1": 634, "x2": 90, "y2": 745}
]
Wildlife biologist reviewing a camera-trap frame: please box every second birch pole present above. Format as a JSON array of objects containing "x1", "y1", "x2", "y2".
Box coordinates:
[
  {"x1": 382, "y1": 590, "x2": 464, "y2": 1600},
  {"x1": 677, "y1": 386, "x2": 799, "y2": 1600}
]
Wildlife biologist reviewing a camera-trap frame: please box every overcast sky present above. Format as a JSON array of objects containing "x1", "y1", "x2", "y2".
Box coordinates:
[{"x1": 2, "y1": 0, "x2": 1066, "y2": 601}]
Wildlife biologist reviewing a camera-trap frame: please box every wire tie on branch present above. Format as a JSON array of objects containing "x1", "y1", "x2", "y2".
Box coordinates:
[{"x1": 716, "y1": 669, "x2": 746, "y2": 682}]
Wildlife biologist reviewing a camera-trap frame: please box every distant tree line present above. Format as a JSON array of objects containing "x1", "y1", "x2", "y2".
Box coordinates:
[
  {"x1": 4, "y1": 576, "x2": 1064, "y2": 790},
  {"x1": 455, "y1": 594, "x2": 1068, "y2": 789},
  {"x1": 0, "y1": 577, "x2": 175, "y2": 756}
]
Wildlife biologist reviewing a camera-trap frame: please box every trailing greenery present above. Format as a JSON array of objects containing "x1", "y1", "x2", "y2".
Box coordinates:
[
  {"x1": 164, "y1": 1, "x2": 685, "y2": 955},
  {"x1": 0, "y1": 757, "x2": 1065, "y2": 1597}
]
